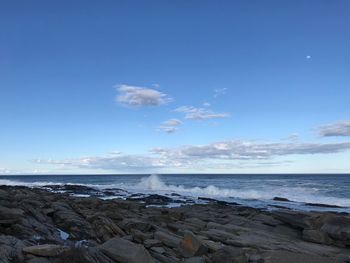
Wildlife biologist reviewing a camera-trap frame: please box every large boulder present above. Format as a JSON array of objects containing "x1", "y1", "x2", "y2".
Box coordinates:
[
  {"x1": 100, "y1": 237, "x2": 155, "y2": 263},
  {"x1": 320, "y1": 215, "x2": 350, "y2": 246},
  {"x1": 302, "y1": 229, "x2": 333, "y2": 245}
]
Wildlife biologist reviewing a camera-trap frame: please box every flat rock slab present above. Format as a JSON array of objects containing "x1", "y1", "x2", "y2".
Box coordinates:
[
  {"x1": 100, "y1": 236, "x2": 155, "y2": 263},
  {"x1": 23, "y1": 244, "x2": 68, "y2": 257}
]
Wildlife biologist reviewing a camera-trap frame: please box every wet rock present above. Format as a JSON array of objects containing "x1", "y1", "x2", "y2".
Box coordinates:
[
  {"x1": 273, "y1": 197, "x2": 291, "y2": 202},
  {"x1": 305, "y1": 203, "x2": 343, "y2": 208},
  {"x1": 128, "y1": 194, "x2": 173, "y2": 205},
  {"x1": 23, "y1": 244, "x2": 68, "y2": 257},
  {"x1": 100, "y1": 237, "x2": 155, "y2": 263},
  {"x1": 179, "y1": 231, "x2": 207, "y2": 257}
]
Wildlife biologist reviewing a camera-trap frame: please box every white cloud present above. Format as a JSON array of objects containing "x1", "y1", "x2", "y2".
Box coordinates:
[
  {"x1": 318, "y1": 120, "x2": 350, "y2": 137},
  {"x1": 152, "y1": 140, "x2": 350, "y2": 161},
  {"x1": 0, "y1": 168, "x2": 19, "y2": 174},
  {"x1": 0, "y1": 168, "x2": 11, "y2": 174},
  {"x1": 174, "y1": 106, "x2": 230, "y2": 120},
  {"x1": 159, "y1": 119, "x2": 182, "y2": 133},
  {"x1": 116, "y1": 84, "x2": 172, "y2": 107},
  {"x1": 203, "y1": 102, "x2": 211, "y2": 107},
  {"x1": 36, "y1": 139, "x2": 350, "y2": 172}
]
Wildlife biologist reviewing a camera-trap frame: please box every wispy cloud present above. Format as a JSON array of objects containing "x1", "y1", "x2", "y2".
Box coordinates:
[
  {"x1": 116, "y1": 84, "x2": 172, "y2": 107},
  {"x1": 159, "y1": 119, "x2": 182, "y2": 133},
  {"x1": 214, "y1": 88, "x2": 227, "y2": 98},
  {"x1": 0, "y1": 168, "x2": 19, "y2": 175},
  {"x1": 318, "y1": 120, "x2": 350, "y2": 137},
  {"x1": 174, "y1": 106, "x2": 230, "y2": 120},
  {"x1": 152, "y1": 140, "x2": 350, "y2": 161},
  {"x1": 35, "y1": 139, "x2": 350, "y2": 171}
]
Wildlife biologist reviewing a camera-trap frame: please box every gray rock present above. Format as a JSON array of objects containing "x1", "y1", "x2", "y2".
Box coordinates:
[
  {"x1": 154, "y1": 231, "x2": 181, "y2": 248},
  {"x1": 143, "y1": 239, "x2": 162, "y2": 248},
  {"x1": 320, "y1": 215, "x2": 350, "y2": 246},
  {"x1": 211, "y1": 246, "x2": 248, "y2": 263},
  {"x1": 179, "y1": 231, "x2": 207, "y2": 257},
  {"x1": 183, "y1": 257, "x2": 206, "y2": 263},
  {"x1": 150, "y1": 246, "x2": 165, "y2": 254},
  {"x1": 302, "y1": 229, "x2": 333, "y2": 245},
  {"x1": 100, "y1": 236, "x2": 155, "y2": 263},
  {"x1": 23, "y1": 244, "x2": 68, "y2": 257}
]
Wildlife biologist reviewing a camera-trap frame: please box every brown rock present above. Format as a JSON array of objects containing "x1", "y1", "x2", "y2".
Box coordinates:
[{"x1": 179, "y1": 231, "x2": 207, "y2": 257}]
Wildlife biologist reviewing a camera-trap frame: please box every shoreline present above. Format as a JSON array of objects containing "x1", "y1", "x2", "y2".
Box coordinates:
[
  {"x1": 1, "y1": 174, "x2": 349, "y2": 214},
  {"x1": 0, "y1": 185, "x2": 349, "y2": 262}
]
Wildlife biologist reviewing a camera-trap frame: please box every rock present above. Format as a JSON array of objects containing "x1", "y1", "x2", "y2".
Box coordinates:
[
  {"x1": 183, "y1": 257, "x2": 206, "y2": 263},
  {"x1": 121, "y1": 218, "x2": 153, "y2": 232},
  {"x1": 262, "y1": 250, "x2": 336, "y2": 263},
  {"x1": 150, "y1": 246, "x2": 165, "y2": 254},
  {"x1": 207, "y1": 222, "x2": 247, "y2": 234},
  {"x1": 23, "y1": 244, "x2": 68, "y2": 257},
  {"x1": 154, "y1": 230, "x2": 181, "y2": 248},
  {"x1": 273, "y1": 197, "x2": 291, "y2": 202},
  {"x1": 202, "y1": 240, "x2": 223, "y2": 252},
  {"x1": 302, "y1": 229, "x2": 333, "y2": 245},
  {"x1": 88, "y1": 214, "x2": 125, "y2": 242},
  {"x1": 143, "y1": 239, "x2": 162, "y2": 248},
  {"x1": 0, "y1": 235, "x2": 25, "y2": 263},
  {"x1": 0, "y1": 205, "x2": 24, "y2": 221},
  {"x1": 211, "y1": 246, "x2": 248, "y2": 263},
  {"x1": 150, "y1": 251, "x2": 179, "y2": 263},
  {"x1": 128, "y1": 194, "x2": 173, "y2": 205},
  {"x1": 179, "y1": 231, "x2": 207, "y2": 257},
  {"x1": 305, "y1": 203, "x2": 343, "y2": 208},
  {"x1": 131, "y1": 228, "x2": 153, "y2": 243},
  {"x1": 26, "y1": 258, "x2": 51, "y2": 263},
  {"x1": 100, "y1": 237, "x2": 155, "y2": 263},
  {"x1": 320, "y1": 215, "x2": 350, "y2": 246},
  {"x1": 271, "y1": 210, "x2": 314, "y2": 229},
  {"x1": 249, "y1": 254, "x2": 264, "y2": 263}
]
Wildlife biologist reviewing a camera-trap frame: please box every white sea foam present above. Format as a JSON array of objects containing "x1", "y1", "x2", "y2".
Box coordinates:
[
  {"x1": 130, "y1": 174, "x2": 350, "y2": 207},
  {"x1": 1, "y1": 174, "x2": 350, "y2": 209}
]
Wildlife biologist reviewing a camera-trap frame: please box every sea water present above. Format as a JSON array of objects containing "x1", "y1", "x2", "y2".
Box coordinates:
[{"x1": 1, "y1": 174, "x2": 350, "y2": 212}]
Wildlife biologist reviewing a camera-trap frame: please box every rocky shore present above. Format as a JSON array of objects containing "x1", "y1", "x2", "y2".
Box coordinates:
[{"x1": 0, "y1": 185, "x2": 349, "y2": 263}]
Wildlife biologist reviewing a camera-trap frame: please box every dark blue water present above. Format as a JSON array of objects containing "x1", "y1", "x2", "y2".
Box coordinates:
[{"x1": 1, "y1": 174, "x2": 350, "y2": 212}]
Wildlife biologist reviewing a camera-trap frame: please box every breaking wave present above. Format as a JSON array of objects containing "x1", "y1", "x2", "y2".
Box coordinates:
[
  {"x1": 132, "y1": 174, "x2": 350, "y2": 207},
  {"x1": 1, "y1": 174, "x2": 350, "y2": 209}
]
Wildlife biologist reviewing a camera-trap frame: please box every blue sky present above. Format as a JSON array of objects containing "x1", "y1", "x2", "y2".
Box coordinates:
[{"x1": 1, "y1": 0, "x2": 350, "y2": 174}]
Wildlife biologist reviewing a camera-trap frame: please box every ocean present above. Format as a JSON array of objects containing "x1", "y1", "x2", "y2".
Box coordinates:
[{"x1": 1, "y1": 173, "x2": 350, "y2": 213}]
